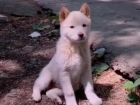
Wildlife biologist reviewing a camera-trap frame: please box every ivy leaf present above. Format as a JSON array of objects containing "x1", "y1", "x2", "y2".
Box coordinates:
[
  {"x1": 123, "y1": 81, "x2": 134, "y2": 91},
  {"x1": 92, "y1": 63, "x2": 109, "y2": 73},
  {"x1": 133, "y1": 78, "x2": 140, "y2": 88},
  {"x1": 127, "y1": 92, "x2": 138, "y2": 102},
  {"x1": 93, "y1": 48, "x2": 106, "y2": 58}
]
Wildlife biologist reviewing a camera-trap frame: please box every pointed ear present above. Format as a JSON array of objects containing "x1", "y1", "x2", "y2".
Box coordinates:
[
  {"x1": 80, "y1": 3, "x2": 90, "y2": 18},
  {"x1": 59, "y1": 7, "x2": 70, "y2": 23}
]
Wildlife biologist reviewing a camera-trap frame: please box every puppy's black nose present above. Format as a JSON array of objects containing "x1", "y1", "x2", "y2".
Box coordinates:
[{"x1": 78, "y1": 33, "x2": 84, "y2": 38}]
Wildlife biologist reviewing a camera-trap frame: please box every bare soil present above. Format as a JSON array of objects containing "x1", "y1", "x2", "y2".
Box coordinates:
[{"x1": 0, "y1": 15, "x2": 134, "y2": 105}]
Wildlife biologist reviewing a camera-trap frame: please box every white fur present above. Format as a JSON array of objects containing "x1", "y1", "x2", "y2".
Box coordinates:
[{"x1": 32, "y1": 6, "x2": 102, "y2": 105}]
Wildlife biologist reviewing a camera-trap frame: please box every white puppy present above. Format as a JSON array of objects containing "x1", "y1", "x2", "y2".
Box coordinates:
[{"x1": 32, "y1": 3, "x2": 102, "y2": 105}]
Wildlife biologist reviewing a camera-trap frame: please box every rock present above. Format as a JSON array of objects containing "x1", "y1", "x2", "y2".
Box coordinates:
[
  {"x1": 22, "y1": 45, "x2": 34, "y2": 53},
  {"x1": 47, "y1": 29, "x2": 58, "y2": 37},
  {"x1": 52, "y1": 19, "x2": 57, "y2": 25},
  {"x1": 51, "y1": 30, "x2": 58, "y2": 34},
  {"x1": 43, "y1": 25, "x2": 51, "y2": 29},
  {"x1": 0, "y1": 71, "x2": 8, "y2": 78},
  {"x1": 11, "y1": 40, "x2": 25, "y2": 48},
  {"x1": 38, "y1": 25, "x2": 51, "y2": 31},
  {"x1": 40, "y1": 19, "x2": 49, "y2": 23},
  {"x1": 6, "y1": 89, "x2": 19, "y2": 98},
  {"x1": 0, "y1": 14, "x2": 8, "y2": 23},
  {"x1": 6, "y1": 45, "x2": 15, "y2": 50},
  {"x1": 0, "y1": 0, "x2": 42, "y2": 17},
  {"x1": 52, "y1": 19, "x2": 60, "y2": 29},
  {"x1": 29, "y1": 31, "x2": 41, "y2": 38}
]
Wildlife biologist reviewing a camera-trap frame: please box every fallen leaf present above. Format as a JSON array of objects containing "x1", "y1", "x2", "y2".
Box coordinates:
[
  {"x1": 133, "y1": 78, "x2": 140, "y2": 88},
  {"x1": 123, "y1": 81, "x2": 134, "y2": 91},
  {"x1": 93, "y1": 48, "x2": 106, "y2": 58},
  {"x1": 92, "y1": 62, "x2": 109, "y2": 73}
]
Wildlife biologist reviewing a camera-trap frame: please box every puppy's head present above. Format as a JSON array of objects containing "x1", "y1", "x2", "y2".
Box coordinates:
[{"x1": 59, "y1": 3, "x2": 91, "y2": 42}]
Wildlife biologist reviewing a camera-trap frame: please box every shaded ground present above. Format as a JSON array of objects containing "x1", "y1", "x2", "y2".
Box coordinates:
[
  {"x1": 35, "y1": 0, "x2": 140, "y2": 78},
  {"x1": 0, "y1": 14, "x2": 135, "y2": 105}
]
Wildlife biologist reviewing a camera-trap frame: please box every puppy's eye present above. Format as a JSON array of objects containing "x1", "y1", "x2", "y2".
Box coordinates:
[
  {"x1": 83, "y1": 24, "x2": 87, "y2": 27},
  {"x1": 70, "y1": 26, "x2": 74, "y2": 28}
]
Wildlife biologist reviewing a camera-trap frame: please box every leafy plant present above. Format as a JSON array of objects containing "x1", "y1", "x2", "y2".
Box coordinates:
[
  {"x1": 124, "y1": 81, "x2": 134, "y2": 91},
  {"x1": 127, "y1": 92, "x2": 138, "y2": 102},
  {"x1": 33, "y1": 24, "x2": 40, "y2": 30},
  {"x1": 91, "y1": 48, "x2": 106, "y2": 60},
  {"x1": 91, "y1": 48, "x2": 109, "y2": 74},
  {"x1": 32, "y1": 24, "x2": 50, "y2": 31},
  {"x1": 93, "y1": 48, "x2": 106, "y2": 58},
  {"x1": 124, "y1": 78, "x2": 140, "y2": 102},
  {"x1": 92, "y1": 62, "x2": 109, "y2": 74}
]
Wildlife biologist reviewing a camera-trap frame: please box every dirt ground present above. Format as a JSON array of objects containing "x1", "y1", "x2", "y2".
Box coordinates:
[{"x1": 0, "y1": 15, "x2": 135, "y2": 105}]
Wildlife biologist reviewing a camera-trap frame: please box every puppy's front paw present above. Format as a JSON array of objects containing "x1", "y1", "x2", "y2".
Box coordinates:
[
  {"x1": 32, "y1": 93, "x2": 41, "y2": 102},
  {"x1": 89, "y1": 97, "x2": 102, "y2": 105},
  {"x1": 66, "y1": 101, "x2": 77, "y2": 105},
  {"x1": 66, "y1": 97, "x2": 77, "y2": 105}
]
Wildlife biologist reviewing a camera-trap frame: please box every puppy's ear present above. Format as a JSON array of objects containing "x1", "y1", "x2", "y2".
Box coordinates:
[
  {"x1": 80, "y1": 3, "x2": 90, "y2": 18},
  {"x1": 59, "y1": 7, "x2": 70, "y2": 23}
]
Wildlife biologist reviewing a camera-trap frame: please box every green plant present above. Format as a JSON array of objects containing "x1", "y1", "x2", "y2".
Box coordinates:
[
  {"x1": 91, "y1": 48, "x2": 109, "y2": 74},
  {"x1": 32, "y1": 23, "x2": 51, "y2": 31},
  {"x1": 123, "y1": 78, "x2": 140, "y2": 102},
  {"x1": 91, "y1": 62, "x2": 109, "y2": 74}
]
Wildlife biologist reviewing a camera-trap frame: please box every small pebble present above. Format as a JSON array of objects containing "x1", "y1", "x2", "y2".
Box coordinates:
[{"x1": 29, "y1": 31, "x2": 41, "y2": 38}]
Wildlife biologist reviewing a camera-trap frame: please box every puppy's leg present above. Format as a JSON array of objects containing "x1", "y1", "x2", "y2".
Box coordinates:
[
  {"x1": 60, "y1": 73, "x2": 77, "y2": 105},
  {"x1": 46, "y1": 88, "x2": 63, "y2": 104},
  {"x1": 81, "y1": 67, "x2": 102, "y2": 105},
  {"x1": 32, "y1": 67, "x2": 52, "y2": 101}
]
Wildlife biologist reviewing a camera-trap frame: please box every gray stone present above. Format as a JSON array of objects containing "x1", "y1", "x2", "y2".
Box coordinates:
[
  {"x1": 52, "y1": 19, "x2": 60, "y2": 29},
  {"x1": 40, "y1": 19, "x2": 49, "y2": 23},
  {"x1": 0, "y1": 0, "x2": 42, "y2": 17},
  {"x1": 6, "y1": 89, "x2": 19, "y2": 98},
  {"x1": 34, "y1": 0, "x2": 140, "y2": 78},
  {"x1": 0, "y1": 71, "x2": 8, "y2": 78},
  {"x1": 29, "y1": 31, "x2": 41, "y2": 38},
  {"x1": 0, "y1": 14, "x2": 8, "y2": 23},
  {"x1": 11, "y1": 40, "x2": 25, "y2": 48},
  {"x1": 52, "y1": 19, "x2": 57, "y2": 25},
  {"x1": 22, "y1": 45, "x2": 34, "y2": 53}
]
